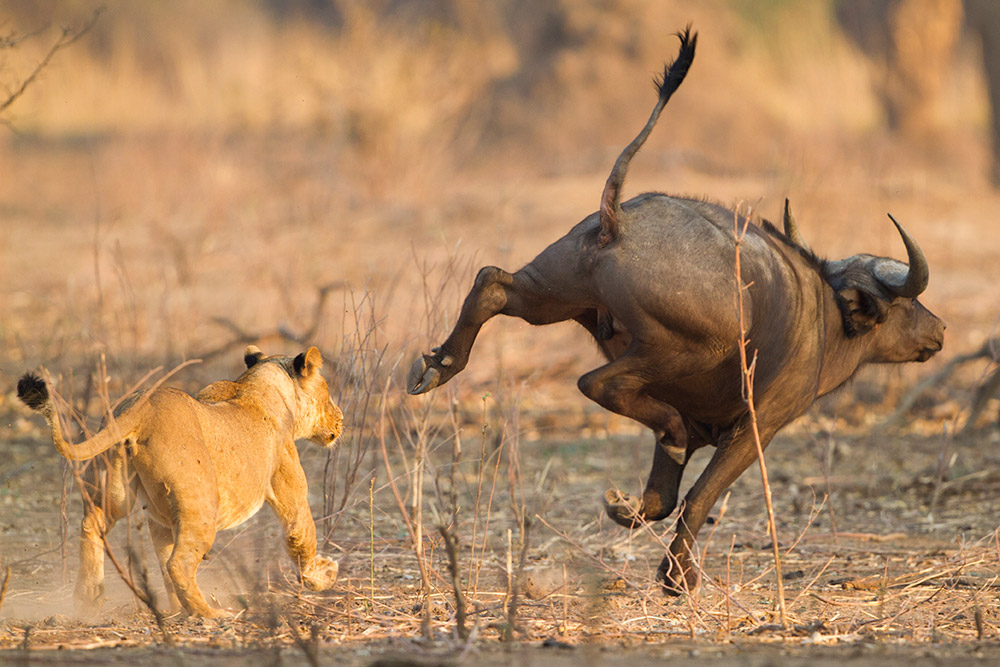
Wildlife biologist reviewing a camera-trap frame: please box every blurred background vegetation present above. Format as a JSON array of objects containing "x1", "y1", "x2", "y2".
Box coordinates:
[{"x1": 3, "y1": 0, "x2": 993, "y2": 179}]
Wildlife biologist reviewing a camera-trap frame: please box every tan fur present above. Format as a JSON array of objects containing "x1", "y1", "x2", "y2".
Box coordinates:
[{"x1": 22, "y1": 345, "x2": 344, "y2": 618}]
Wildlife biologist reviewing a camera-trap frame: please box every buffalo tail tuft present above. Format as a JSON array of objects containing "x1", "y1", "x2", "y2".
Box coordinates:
[{"x1": 654, "y1": 26, "x2": 697, "y2": 100}]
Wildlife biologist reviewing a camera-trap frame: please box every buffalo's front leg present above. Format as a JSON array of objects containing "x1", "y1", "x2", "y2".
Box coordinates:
[
  {"x1": 658, "y1": 425, "x2": 775, "y2": 594},
  {"x1": 604, "y1": 433, "x2": 687, "y2": 527},
  {"x1": 408, "y1": 265, "x2": 583, "y2": 394}
]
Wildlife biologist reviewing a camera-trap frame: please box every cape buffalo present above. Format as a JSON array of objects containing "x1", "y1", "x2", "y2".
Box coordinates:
[{"x1": 407, "y1": 27, "x2": 945, "y2": 592}]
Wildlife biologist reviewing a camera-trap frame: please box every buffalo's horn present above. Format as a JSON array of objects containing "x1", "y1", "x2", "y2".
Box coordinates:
[
  {"x1": 783, "y1": 198, "x2": 811, "y2": 252},
  {"x1": 876, "y1": 214, "x2": 929, "y2": 298}
]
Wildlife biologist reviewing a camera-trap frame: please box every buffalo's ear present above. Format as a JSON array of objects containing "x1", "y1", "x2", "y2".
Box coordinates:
[
  {"x1": 244, "y1": 345, "x2": 265, "y2": 369},
  {"x1": 293, "y1": 346, "x2": 324, "y2": 377},
  {"x1": 838, "y1": 288, "x2": 888, "y2": 336}
]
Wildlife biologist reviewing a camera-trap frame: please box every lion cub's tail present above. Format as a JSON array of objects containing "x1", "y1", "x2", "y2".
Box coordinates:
[{"x1": 17, "y1": 373, "x2": 140, "y2": 461}]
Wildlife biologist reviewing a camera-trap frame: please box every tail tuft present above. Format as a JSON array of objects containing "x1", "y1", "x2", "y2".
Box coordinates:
[
  {"x1": 654, "y1": 26, "x2": 697, "y2": 102},
  {"x1": 17, "y1": 372, "x2": 50, "y2": 411},
  {"x1": 599, "y1": 25, "x2": 697, "y2": 246}
]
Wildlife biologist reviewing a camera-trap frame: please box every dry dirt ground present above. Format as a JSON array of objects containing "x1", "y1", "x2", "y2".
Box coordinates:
[{"x1": 2, "y1": 408, "x2": 1000, "y2": 666}]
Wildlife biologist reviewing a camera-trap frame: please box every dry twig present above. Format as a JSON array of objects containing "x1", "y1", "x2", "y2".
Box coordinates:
[
  {"x1": 438, "y1": 524, "x2": 469, "y2": 640},
  {"x1": 200, "y1": 282, "x2": 344, "y2": 364},
  {"x1": 734, "y1": 209, "x2": 787, "y2": 627},
  {"x1": 0, "y1": 9, "x2": 103, "y2": 119},
  {"x1": 0, "y1": 566, "x2": 11, "y2": 615}
]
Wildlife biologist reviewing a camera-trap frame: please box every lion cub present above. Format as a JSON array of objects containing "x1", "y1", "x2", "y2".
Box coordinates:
[{"x1": 18, "y1": 345, "x2": 344, "y2": 618}]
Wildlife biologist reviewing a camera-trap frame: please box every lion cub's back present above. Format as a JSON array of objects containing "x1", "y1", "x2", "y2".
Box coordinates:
[{"x1": 197, "y1": 380, "x2": 239, "y2": 402}]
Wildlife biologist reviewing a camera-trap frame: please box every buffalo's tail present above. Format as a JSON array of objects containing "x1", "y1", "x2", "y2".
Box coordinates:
[
  {"x1": 598, "y1": 26, "x2": 696, "y2": 246},
  {"x1": 17, "y1": 372, "x2": 139, "y2": 461}
]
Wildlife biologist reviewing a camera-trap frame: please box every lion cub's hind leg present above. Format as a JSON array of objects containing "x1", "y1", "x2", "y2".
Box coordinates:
[
  {"x1": 148, "y1": 521, "x2": 181, "y2": 613},
  {"x1": 166, "y1": 515, "x2": 225, "y2": 618},
  {"x1": 154, "y1": 462, "x2": 225, "y2": 617},
  {"x1": 77, "y1": 505, "x2": 114, "y2": 610},
  {"x1": 76, "y1": 449, "x2": 132, "y2": 613},
  {"x1": 267, "y1": 448, "x2": 339, "y2": 592}
]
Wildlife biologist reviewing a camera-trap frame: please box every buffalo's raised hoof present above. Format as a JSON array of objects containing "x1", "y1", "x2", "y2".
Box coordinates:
[
  {"x1": 656, "y1": 554, "x2": 698, "y2": 596},
  {"x1": 407, "y1": 348, "x2": 455, "y2": 395},
  {"x1": 603, "y1": 488, "x2": 644, "y2": 528},
  {"x1": 604, "y1": 488, "x2": 674, "y2": 529},
  {"x1": 407, "y1": 355, "x2": 439, "y2": 395}
]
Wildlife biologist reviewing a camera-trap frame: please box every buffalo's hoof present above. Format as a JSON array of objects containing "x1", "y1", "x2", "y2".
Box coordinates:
[
  {"x1": 407, "y1": 355, "x2": 441, "y2": 395},
  {"x1": 603, "y1": 489, "x2": 644, "y2": 528},
  {"x1": 407, "y1": 349, "x2": 454, "y2": 395},
  {"x1": 656, "y1": 555, "x2": 697, "y2": 596}
]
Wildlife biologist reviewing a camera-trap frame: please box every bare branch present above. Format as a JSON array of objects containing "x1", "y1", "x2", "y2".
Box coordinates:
[
  {"x1": 0, "y1": 566, "x2": 11, "y2": 615},
  {"x1": 877, "y1": 335, "x2": 999, "y2": 432},
  {"x1": 0, "y1": 8, "x2": 104, "y2": 117},
  {"x1": 198, "y1": 282, "x2": 344, "y2": 364},
  {"x1": 437, "y1": 523, "x2": 469, "y2": 640}
]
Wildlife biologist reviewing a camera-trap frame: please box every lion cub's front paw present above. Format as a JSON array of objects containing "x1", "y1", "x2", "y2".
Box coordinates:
[{"x1": 301, "y1": 556, "x2": 339, "y2": 591}]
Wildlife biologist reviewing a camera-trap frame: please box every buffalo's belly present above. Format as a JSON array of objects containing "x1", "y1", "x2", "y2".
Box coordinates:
[{"x1": 646, "y1": 366, "x2": 748, "y2": 425}]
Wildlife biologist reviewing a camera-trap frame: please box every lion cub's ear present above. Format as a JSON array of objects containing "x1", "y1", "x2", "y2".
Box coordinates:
[
  {"x1": 294, "y1": 346, "x2": 324, "y2": 377},
  {"x1": 244, "y1": 345, "x2": 265, "y2": 369}
]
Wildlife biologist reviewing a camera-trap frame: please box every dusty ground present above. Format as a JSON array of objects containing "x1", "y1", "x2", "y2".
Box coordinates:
[
  {"x1": 3, "y1": 1, "x2": 1000, "y2": 664},
  {"x1": 2, "y1": 421, "x2": 1000, "y2": 664}
]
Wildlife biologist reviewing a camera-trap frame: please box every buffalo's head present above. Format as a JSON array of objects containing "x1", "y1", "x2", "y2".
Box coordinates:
[
  {"x1": 815, "y1": 215, "x2": 944, "y2": 363},
  {"x1": 776, "y1": 203, "x2": 947, "y2": 365}
]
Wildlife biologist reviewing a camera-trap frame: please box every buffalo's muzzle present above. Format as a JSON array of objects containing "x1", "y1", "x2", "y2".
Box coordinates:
[{"x1": 917, "y1": 339, "x2": 943, "y2": 362}]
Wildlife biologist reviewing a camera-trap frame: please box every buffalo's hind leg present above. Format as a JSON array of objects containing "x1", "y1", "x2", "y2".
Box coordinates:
[
  {"x1": 577, "y1": 354, "x2": 689, "y2": 527},
  {"x1": 604, "y1": 435, "x2": 688, "y2": 527},
  {"x1": 408, "y1": 265, "x2": 583, "y2": 394}
]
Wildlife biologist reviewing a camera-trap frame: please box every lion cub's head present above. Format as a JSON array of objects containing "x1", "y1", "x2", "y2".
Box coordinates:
[{"x1": 244, "y1": 345, "x2": 344, "y2": 447}]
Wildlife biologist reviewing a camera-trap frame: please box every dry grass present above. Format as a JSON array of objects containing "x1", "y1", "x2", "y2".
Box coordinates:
[{"x1": 2, "y1": 1, "x2": 1000, "y2": 663}]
